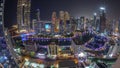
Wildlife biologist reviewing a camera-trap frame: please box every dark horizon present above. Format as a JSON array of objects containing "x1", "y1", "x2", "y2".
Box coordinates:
[{"x1": 4, "y1": 0, "x2": 120, "y2": 28}]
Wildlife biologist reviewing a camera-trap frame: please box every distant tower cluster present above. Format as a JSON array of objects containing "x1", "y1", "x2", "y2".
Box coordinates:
[
  {"x1": 17, "y1": 0, "x2": 31, "y2": 32},
  {"x1": 51, "y1": 11, "x2": 71, "y2": 33},
  {"x1": 32, "y1": 10, "x2": 72, "y2": 34},
  {"x1": 59, "y1": 11, "x2": 71, "y2": 33}
]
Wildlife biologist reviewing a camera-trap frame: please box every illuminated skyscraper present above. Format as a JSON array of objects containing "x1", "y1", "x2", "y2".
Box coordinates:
[
  {"x1": 112, "y1": 20, "x2": 116, "y2": 33},
  {"x1": 17, "y1": 0, "x2": 31, "y2": 32},
  {"x1": 76, "y1": 17, "x2": 81, "y2": 30},
  {"x1": 93, "y1": 13, "x2": 97, "y2": 29},
  {"x1": 55, "y1": 19, "x2": 60, "y2": 33},
  {"x1": 59, "y1": 11, "x2": 65, "y2": 21},
  {"x1": 99, "y1": 7, "x2": 106, "y2": 33},
  {"x1": 64, "y1": 11, "x2": 71, "y2": 32},
  {"x1": 52, "y1": 11, "x2": 57, "y2": 24},
  {"x1": 32, "y1": 19, "x2": 37, "y2": 30},
  {"x1": 52, "y1": 11, "x2": 57, "y2": 33},
  {"x1": 59, "y1": 11, "x2": 65, "y2": 33},
  {"x1": 80, "y1": 16, "x2": 85, "y2": 30},
  {"x1": 95, "y1": 19, "x2": 100, "y2": 32},
  {"x1": 85, "y1": 18, "x2": 90, "y2": 29},
  {"x1": 70, "y1": 17, "x2": 77, "y2": 32},
  {"x1": 32, "y1": 9, "x2": 42, "y2": 34}
]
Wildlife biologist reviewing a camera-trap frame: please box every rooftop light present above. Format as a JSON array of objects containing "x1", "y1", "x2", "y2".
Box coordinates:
[{"x1": 100, "y1": 7, "x2": 105, "y2": 10}]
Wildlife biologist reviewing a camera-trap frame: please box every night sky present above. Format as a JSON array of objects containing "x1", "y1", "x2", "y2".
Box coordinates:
[{"x1": 4, "y1": 0, "x2": 120, "y2": 28}]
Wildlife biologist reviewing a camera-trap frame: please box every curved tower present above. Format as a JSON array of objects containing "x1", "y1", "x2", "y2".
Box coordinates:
[{"x1": 17, "y1": 0, "x2": 31, "y2": 32}]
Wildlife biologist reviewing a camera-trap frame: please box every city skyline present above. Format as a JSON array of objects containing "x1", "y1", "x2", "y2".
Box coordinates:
[
  {"x1": 4, "y1": 0, "x2": 120, "y2": 28},
  {"x1": 1, "y1": 0, "x2": 120, "y2": 68}
]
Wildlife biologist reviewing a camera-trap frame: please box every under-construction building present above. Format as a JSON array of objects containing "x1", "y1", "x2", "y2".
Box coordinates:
[{"x1": 17, "y1": 0, "x2": 31, "y2": 32}]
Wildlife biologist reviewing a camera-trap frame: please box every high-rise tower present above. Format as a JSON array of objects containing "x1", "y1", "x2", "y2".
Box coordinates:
[
  {"x1": 52, "y1": 11, "x2": 57, "y2": 33},
  {"x1": 59, "y1": 11, "x2": 65, "y2": 21},
  {"x1": 93, "y1": 13, "x2": 97, "y2": 29},
  {"x1": 59, "y1": 11, "x2": 65, "y2": 33},
  {"x1": 17, "y1": 0, "x2": 31, "y2": 32},
  {"x1": 52, "y1": 11, "x2": 57, "y2": 24},
  {"x1": 37, "y1": 9, "x2": 40, "y2": 22},
  {"x1": 64, "y1": 11, "x2": 70, "y2": 32},
  {"x1": 99, "y1": 7, "x2": 106, "y2": 33},
  {"x1": 76, "y1": 17, "x2": 81, "y2": 30},
  {"x1": 80, "y1": 16, "x2": 85, "y2": 30}
]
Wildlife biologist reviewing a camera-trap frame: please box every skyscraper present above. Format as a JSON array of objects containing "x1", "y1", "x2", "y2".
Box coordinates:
[
  {"x1": 59, "y1": 11, "x2": 65, "y2": 34},
  {"x1": 59, "y1": 11, "x2": 65, "y2": 21},
  {"x1": 36, "y1": 9, "x2": 42, "y2": 34},
  {"x1": 64, "y1": 11, "x2": 70, "y2": 32},
  {"x1": 52, "y1": 11, "x2": 57, "y2": 24},
  {"x1": 80, "y1": 16, "x2": 85, "y2": 30},
  {"x1": 17, "y1": 0, "x2": 31, "y2": 32},
  {"x1": 99, "y1": 7, "x2": 106, "y2": 33},
  {"x1": 52, "y1": 11, "x2": 57, "y2": 33},
  {"x1": 93, "y1": 13, "x2": 97, "y2": 29},
  {"x1": 37, "y1": 9, "x2": 40, "y2": 22},
  {"x1": 112, "y1": 20, "x2": 116, "y2": 33},
  {"x1": 76, "y1": 17, "x2": 81, "y2": 30},
  {"x1": 32, "y1": 19, "x2": 37, "y2": 30},
  {"x1": 70, "y1": 17, "x2": 77, "y2": 32}
]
